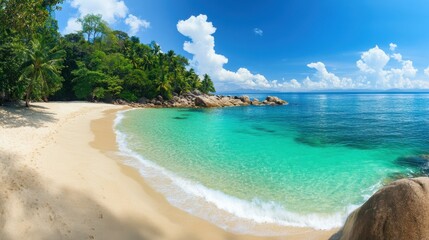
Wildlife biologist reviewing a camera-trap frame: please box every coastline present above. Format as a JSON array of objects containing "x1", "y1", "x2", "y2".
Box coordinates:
[{"x1": 0, "y1": 102, "x2": 335, "y2": 239}]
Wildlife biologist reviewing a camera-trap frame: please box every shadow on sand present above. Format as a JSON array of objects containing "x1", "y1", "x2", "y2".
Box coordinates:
[
  {"x1": 0, "y1": 151, "x2": 163, "y2": 240},
  {"x1": 0, "y1": 104, "x2": 56, "y2": 128}
]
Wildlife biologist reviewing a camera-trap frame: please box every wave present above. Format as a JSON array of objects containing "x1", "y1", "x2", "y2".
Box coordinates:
[{"x1": 113, "y1": 109, "x2": 375, "y2": 234}]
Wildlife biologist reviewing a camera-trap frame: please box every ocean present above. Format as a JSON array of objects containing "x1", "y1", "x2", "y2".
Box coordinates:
[{"x1": 114, "y1": 93, "x2": 429, "y2": 233}]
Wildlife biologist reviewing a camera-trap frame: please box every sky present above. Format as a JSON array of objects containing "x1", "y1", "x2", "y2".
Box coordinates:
[{"x1": 55, "y1": 0, "x2": 429, "y2": 92}]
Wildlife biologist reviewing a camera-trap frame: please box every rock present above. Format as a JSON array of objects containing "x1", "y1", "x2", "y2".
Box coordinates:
[
  {"x1": 138, "y1": 97, "x2": 148, "y2": 104},
  {"x1": 194, "y1": 96, "x2": 221, "y2": 108},
  {"x1": 192, "y1": 89, "x2": 202, "y2": 96},
  {"x1": 334, "y1": 177, "x2": 429, "y2": 240},
  {"x1": 219, "y1": 97, "x2": 234, "y2": 107},
  {"x1": 239, "y1": 95, "x2": 251, "y2": 103},
  {"x1": 230, "y1": 98, "x2": 245, "y2": 106},
  {"x1": 129, "y1": 94, "x2": 287, "y2": 109},
  {"x1": 265, "y1": 96, "x2": 287, "y2": 105},
  {"x1": 251, "y1": 98, "x2": 260, "y2": 105},
  {"x1": 115, "y1": 99, "x2": 127, "y2": 105}
]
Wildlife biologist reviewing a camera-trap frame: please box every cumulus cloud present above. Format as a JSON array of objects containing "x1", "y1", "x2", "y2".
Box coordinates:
[
  {"x1": 305, "y1": 62, "x2": 355, "y2": 89},
  {"x1": 356, "y1": 45, "x2": 426, "y2": 89},
  {"x1": 63, "y1": 0, "x2": 150, "y2": 36},
  {"x1": 177, "y1": 14, "x2": 429, "y2": 91},
  {"x1": 125, "y1": 14, "x2": 150, "y2": 36},
  {"x1": 254, "y1": 28, "x2": 263, "y2": 36},
  {"x1": 356, "y1": 46, "x2": 390, "y2": 74},
  {"x1": 63, "y1": 17, "x2": 81, "y2": 34},
  {"x1": 177, "y1": 14, "x2": 273, "y2": 89}
]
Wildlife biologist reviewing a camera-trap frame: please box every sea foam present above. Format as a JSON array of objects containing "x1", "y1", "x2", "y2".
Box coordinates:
[{"x1": 113, "y1": 110, "x2": 372, "y2": 234}]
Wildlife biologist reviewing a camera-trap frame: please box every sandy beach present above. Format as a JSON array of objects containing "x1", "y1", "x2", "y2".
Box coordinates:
[{"x1": 0, "y1": 102, "x2": 335, "y2": 240}]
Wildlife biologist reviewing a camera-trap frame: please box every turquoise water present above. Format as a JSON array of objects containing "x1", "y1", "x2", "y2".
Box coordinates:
[{"x1": 115, "y1": 93, "x2": 429, "y2": 231}]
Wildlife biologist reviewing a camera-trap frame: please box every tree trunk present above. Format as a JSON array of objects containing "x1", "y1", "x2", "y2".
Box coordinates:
[{"x1": 25, "y1": 80, "x2": 34, "y2": 108}]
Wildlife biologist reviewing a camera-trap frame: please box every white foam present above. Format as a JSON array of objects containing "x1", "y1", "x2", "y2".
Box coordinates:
[{"x1": 113, "y1": 109, "x2": 370, "y2": 234}]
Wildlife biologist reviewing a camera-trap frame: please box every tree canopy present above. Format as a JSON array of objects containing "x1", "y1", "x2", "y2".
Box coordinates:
[{"x1": 0, "y1": 2, "x2": 215, "y2": 106}]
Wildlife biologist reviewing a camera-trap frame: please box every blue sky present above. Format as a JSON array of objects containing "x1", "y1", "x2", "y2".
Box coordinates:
[{"x1": 56, "y1": 0, "x2": 429, "y2": 91}]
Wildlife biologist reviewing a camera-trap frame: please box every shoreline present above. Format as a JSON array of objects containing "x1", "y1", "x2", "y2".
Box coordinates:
[{"x1": 0, "y1": 102, "x2": 335, "y2": 239}]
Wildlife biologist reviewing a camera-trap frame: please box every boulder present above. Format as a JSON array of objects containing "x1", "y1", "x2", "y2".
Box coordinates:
[
  {"x1": 239, "y1": 95, "x2": 251, "y2": 103},
  {"x1": 251, "y1": 98, "x2": 260, "y2": 105},
  {"x1": 265, "y1": 96, "x2": 287, "y2": 105},
  {"x1": 334, "y1": 177, "x2": 429, "y2": 240},
  {"x1": 230, "y1": 98, "x2": 246, "y2": 106},
  {"x1": 173, "y1": 96, "x2": 181, "y2": 102},
  {"x1": 115, "y1": 99, "x2": 127, "y2": 105},
  {"x1": 219, "y1": 97, "x2": 234, "y2": 107},
  {"x1": 138, "y1": 97, "x2": 148, "y2": 104},
  {"x1": 192, "y1": 89, "x2": 202, "y2": 96},
  {"x1": 194, "y1": 96, "x2": 222, "y2": 108}
]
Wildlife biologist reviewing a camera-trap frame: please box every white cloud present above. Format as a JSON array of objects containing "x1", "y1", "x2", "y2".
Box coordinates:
[
  {"x1": 177, "y1": 14, "x2": 429, "y2": 91},
  {"x1": 356, "y1": 45, "x2": 425, "y2": 89},
  {"x1": 63, "y1": 0, "x2": 150, "y2": 36},
  {"x1": 254, "y1": 28, "x2": 263, "y2": 36},
  {"x1": 125, "y1": 14, "x2": 150, "y2": 36},
  {"x1": 356, "y1": 45, "x2": 390, "y2": 74},
  {"x1": 177, "y1": 14, "x2": 273, "y2": 89},
  {"x1": 63, "y1": 17, "x2": 81, "y2": 34},
  {"x1": 392, "y1": 53, "x2": 402, "y2": 62},
  {"x1": 306, "y1": 62, "x2": 355, "y2": 89},
  {"x1": 70, "y1": 0, "x2": 128, "y2": 23}
]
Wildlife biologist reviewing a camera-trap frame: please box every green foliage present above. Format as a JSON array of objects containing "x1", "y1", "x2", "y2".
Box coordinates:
[
  {"x1": 200, "y1": 74, "x2": 215, "y2": 94},
  {"x1": 71, "y1": 63, "x2": 105, "y2": 100},
  {"x1": 0, "y1": 0, "x2": 63, "y2": 40},
  {"x1": 0, "y1": 34, "x2": 27, "y2": 102},
  {"x1": 0, "y1": 0, "x2": 64, "y2": 104},
  {"x1": 0, "y1": 8, "x2": 216, "y2": 105},
  {"x1": 19, "y1": 37, "x2": 65, "y2": 106},
  {"x1": 78, "y1": 14, "x2": 108, "y2": 43}
]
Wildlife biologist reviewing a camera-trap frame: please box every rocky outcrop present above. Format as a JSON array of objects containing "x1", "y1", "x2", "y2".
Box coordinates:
[
  {"x1": 194, "y1": 96, "x2": 222, "y2": 108},
  {"x1": 332, "y1": 177, "x2": 429, "y2": 240},
  {"x1": 126, "y1": 93, "x2": 288, "y2": 108}
]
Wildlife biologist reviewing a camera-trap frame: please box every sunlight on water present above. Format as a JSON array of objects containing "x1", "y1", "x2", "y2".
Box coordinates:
[{"x1": 115, "y1": 93, "x2": 429, "y2": 231}]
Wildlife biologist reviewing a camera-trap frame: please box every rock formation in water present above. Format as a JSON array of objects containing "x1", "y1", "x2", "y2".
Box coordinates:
[
  {"x1": 332, "y1": 177, "x2": 429, "y2": 240},
  {"x1": 124, "y1": 91, "x2": 288, "y2": 108}
]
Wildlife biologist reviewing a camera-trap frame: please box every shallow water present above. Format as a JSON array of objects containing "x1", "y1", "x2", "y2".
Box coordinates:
[{"x1": 115, "y1": 93, "x2": 429, "y2": 231}]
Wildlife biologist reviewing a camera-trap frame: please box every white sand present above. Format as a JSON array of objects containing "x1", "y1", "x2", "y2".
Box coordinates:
[{"x1": 0, "y1": 102, "x2": 335, "y2": 240}]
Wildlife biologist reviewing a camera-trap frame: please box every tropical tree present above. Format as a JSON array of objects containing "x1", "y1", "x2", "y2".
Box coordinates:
[
  {"x1": 0, "y1": 0, "x2": 63, "y2": 39},
  {"x1": 187, "y1": 68, "x2": 202, "y2": 90},
  {"x1": 19, "y1": 38, "x2": 65, "y2": 107},
  {"x1": 200, "y1": 74, "x2": 215, "y2": 94},
  {"x1": 155, "y1": 75, "x2": 172, "y2": 100},
  {"x1": 78, "y1": 14, "x2": 108, "y2": 43}
]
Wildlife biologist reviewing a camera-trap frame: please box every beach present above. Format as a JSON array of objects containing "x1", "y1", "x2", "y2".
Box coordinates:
[{"x1": 0, "y1": 102, "x2": 335, "y2": 240}]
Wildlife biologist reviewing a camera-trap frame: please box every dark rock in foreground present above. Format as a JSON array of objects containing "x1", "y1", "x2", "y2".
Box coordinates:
[
  {"x1": 332, "y1": 177, "x2": 429, "y2": 240},
  {"x1": 124, "y1": 92, "x2": 288, "y2": 108}
]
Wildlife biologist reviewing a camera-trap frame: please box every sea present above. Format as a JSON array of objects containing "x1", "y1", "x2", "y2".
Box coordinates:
[{"x1": 114, "y1": 93, "x2": 429, "y2": 234}]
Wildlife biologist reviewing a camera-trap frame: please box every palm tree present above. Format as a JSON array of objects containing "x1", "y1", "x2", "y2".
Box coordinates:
[
  {"x1": 187, "y1": 68, "x2": 201, "y2": 90},
  {"x1": 155, "y1": 74, "x2": 172, "y2": 100},
  {"x1": 20, "y1": 38, "x2": 65, "y2": 107},
  {"x1": 200, "y1": 74, "x2": 215, "y2": 94}
]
